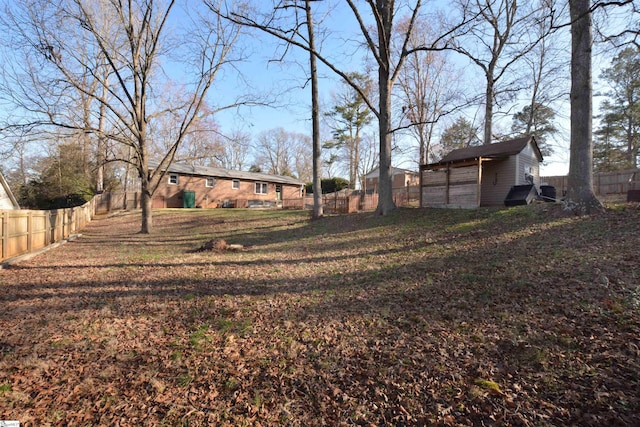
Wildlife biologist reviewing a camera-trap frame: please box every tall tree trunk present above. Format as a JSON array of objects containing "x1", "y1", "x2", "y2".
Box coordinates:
[
  {"x1": 96, "y1": 78, "x2": 109, "y2": 193},
  {"x1": 377, "y1": 78, "x2": 395, "y2": 214},
  {"x1": 375, "y1": 1, "x2": 395, "y2": 215},
  {"x1": 141, "y1": 184, "x2": 153, "y2": 234},
  {"x1": 627, "y1": 115, "x2": 635, "y2": 167},
  {"x1": 483, "y1": 77, "x2": 494, "y2": 145},
  {"x1": 123, "y1": 146, "x2": 133, "y2": 210},
  {"x1": 306, "y1": 1, "x2": 323, "y2": 219},
  {"x1": 566, "y1": 0, "x2": 602, "y2": 214},
  {"x1": 139, "y1": 148, "x2": 154, "y2": 234}
]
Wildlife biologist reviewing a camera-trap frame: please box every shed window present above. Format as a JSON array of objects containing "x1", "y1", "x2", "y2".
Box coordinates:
[
  {"x1": 206, "y1": 177, "x2": 215, "y2": 188},
  {"x1": 232, "y1": 179, "x2": 240, "y2": 190},
  {"x1": 168, "y1": 174, "x2": 179, "y2": 185},
  {"x1": 255, "y1": 182, "x2": 268, "y2": 195}
]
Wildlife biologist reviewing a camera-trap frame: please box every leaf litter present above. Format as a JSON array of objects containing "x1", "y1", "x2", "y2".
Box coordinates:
[{"x1": 1, "y1": 204, "x2": 639, "y2": 426}]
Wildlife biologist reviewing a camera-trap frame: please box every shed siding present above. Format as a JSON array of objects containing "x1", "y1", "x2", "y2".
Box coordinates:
[
  {"x1": 422, "y1": 138, "x2": 542, "y2": 209},
  {"x1": 481, "y1": 158, "x2": 516, "y2": 206},
  {"x1": 422, "y1": 170, "x2": 448, "y2": 205},
  {"x1": 0, "y1": 190, "x2": 15, "y2": 209},
  {"x1": 515, "y1": 144, "x2": 541, "y2": 186},
  {"x1": 0, "y1": 177, "x2": 17, "y2": 209},
  {"x1": 422, "y1": 164, "x2": 479, "y2": 208}
]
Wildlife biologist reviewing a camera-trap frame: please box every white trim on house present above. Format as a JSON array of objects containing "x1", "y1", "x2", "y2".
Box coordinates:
[{"x1": 255, "y1": 182, "x2": 268, "y2": 195}]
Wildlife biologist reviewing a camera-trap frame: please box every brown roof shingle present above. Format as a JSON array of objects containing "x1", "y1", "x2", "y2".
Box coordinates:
[{"x1": 436, "y1": 136, "x2": 542, "y2": 164}]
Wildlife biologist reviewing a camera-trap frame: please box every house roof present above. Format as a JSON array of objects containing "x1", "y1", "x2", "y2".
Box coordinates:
[
  {"x1": 0, "y1": 172, "x2": 19, "y2": 209},
  {"x1": 152, "y1": 162, "x2": 305, "y2": 186},
  {"x1": 432, "y1": 136, "x2": 543, "y2": 166},
  {"x1": 365, "y1": 166, "x2": 418, "y2": 179}
]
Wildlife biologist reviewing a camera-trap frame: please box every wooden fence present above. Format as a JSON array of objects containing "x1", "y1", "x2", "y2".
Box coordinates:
[
  {"x1": 94, "y1": 192, "x2": 141, "y2": 214},
  {"x1": 1, "y1": 200, "x2": 95, "y2": 263},
  {"x1": 541, "y1": 169, "x2": 640, "y2": 198},
  {"x1": 320, "y1": 186, "x2": 419, "y2": 214}
]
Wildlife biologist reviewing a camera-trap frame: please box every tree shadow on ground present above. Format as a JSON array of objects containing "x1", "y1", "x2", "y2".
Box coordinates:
[{"x1": 2, "y1": 204, "x2": 639, "y2": 426}]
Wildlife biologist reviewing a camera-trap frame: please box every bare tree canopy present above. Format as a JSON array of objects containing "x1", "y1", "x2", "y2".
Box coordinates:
[
  {"x1": 451, "y1": 0, "x2": 554, "y2": 145},
  {"x1": 0, "y1": 0, "x2": 246, "y2": 232},
  {"x1": 214, "y1": 0, "x2": 473, "y2": 215}
]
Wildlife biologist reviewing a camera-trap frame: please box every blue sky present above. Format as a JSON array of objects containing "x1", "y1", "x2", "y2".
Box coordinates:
[
  {"x1": 1, "y1": 0, "x2": 631, "y2": 179},
  {"x1": 202, "y1": 0, "x2": 579, "y2": 176},
  {"x1": 203, "y1": 1, "x2": 635, "y2": 179}
]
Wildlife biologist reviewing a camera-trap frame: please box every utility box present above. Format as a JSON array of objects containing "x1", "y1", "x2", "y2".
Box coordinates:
[
  {"x1": 504, "y1": 184, "x2": 538, "y2": 206},
  {"x1": 183, "y1": 190, "x2": 196, "y2": 208}
]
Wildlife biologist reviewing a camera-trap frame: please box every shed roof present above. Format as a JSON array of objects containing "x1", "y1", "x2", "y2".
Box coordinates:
[
  {"x1": 151, "y1": 162, "x2": 305, "y2": 186},
  {"x1": 432, "y1": 136, "x2": 543, "y2": 166}
]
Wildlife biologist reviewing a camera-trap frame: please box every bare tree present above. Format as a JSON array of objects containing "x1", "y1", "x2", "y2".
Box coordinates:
[
  {"x1": 254, "y1": 128, "x2": 291, "y2": 176},
  {"x1": 1, "y1": 0, "x2": 244, "y2": 233},
  {"x1": 358, "y1": 132, "x2": 379, "y2": 191},
  {"x1": 217, "y1": 129, "x2": 252, "y2": 171},
  {"x1": 291, "y1": 132, "x2": 313, "y2": 183},
  {"x1": 597, "y1": 0, "x2": 639, "y2": 48},
  {"x1": 566, "y1": 0, "x2": 603, "y2": 213},
  {"x1": 1, "y1": 0, "x2": 118, "y2": 194},
  {"x1": 206, "y1": 0, "x2": 325, "y2": 218},
  {"x1": 523, "y1": 1, "x2": 568, "y2": 119},
  {"x1": 148, "y1": 104, "x2": 226, "y2": 167},
  {"x1": 453, "y1": 0, "x2": 544, "y2": 145},
  {"x1": 253, "y1": 127, "x2": 310, "y2": 179},
  {"x1": 336, "y1": 1, "x2": 473, "y2": 214},
  {"x1": 220, "y1": 0, "x2": 471, "y2": 215},
  {"x1": 305, "y1": 0, "x2": 324, "y2": 218},
  {"x1": 396, "y1": 16, "x2": 464, "y2": 165}
]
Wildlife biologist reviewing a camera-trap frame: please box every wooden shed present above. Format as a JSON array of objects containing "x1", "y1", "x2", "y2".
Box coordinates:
[{"x1": 420, "y1": 136, "x2": 543, "y2": 208}]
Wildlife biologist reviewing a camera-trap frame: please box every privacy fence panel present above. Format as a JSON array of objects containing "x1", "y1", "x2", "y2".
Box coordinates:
[
  {"x1": 1, "y1": 199, "x2": 95, "y2": 263},
  {"x1": 542, "y1": 169, "x2": 640, "y2": 198}
]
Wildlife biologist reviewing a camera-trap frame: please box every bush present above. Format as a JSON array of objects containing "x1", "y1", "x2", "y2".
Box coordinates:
[{"x1": 305, "y1": 177, "x2": 350, "y2": 194}]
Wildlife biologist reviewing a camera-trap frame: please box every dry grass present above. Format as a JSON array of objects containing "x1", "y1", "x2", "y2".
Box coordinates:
[{"x1": 1, "y1": 203, "x2": 639, "y2": 426}]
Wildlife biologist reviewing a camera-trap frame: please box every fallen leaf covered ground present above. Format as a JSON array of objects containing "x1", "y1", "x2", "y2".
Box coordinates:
[{"x1": 1, "y1": 203, "x2": 639, "y2": 426}]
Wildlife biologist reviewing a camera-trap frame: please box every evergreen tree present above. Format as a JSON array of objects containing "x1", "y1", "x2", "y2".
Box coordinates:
[
  {"x1": 437, "y1": 117, "x2": 481, "y2": 159},
  {"x1": 597, "y1": 47, "x2": 640, "y2": 169},
  {"x1": 511, "y1": 102, "x2": 557, "y2": 157}
]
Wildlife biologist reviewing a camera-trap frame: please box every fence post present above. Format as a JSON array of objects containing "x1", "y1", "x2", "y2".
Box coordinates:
[
  {"x1": 1, "y1": 211, "x2": 7, "y2": 261},
  {"x1": 27, "y1": 211, "x2": 33, "y2": 253}
]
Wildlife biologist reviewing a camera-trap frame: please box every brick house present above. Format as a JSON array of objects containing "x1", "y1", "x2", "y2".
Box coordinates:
[{"x1": 151, "y1": 163, "x2": 305, "y2": 209}]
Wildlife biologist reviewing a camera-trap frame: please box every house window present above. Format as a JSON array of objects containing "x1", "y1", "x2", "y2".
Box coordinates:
[
  {"x1": 168, "y1": 174, "x2": 179, "y2": 185},
  {"x1": 205, "y1": 177, "x2": 215, "y2": 188},
  {"x1": 255, "y1": 182, "x2": 268, "y2": 194},
  {"x1": 232, "y1": 179, "x2": 240, "y2": 190}
]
